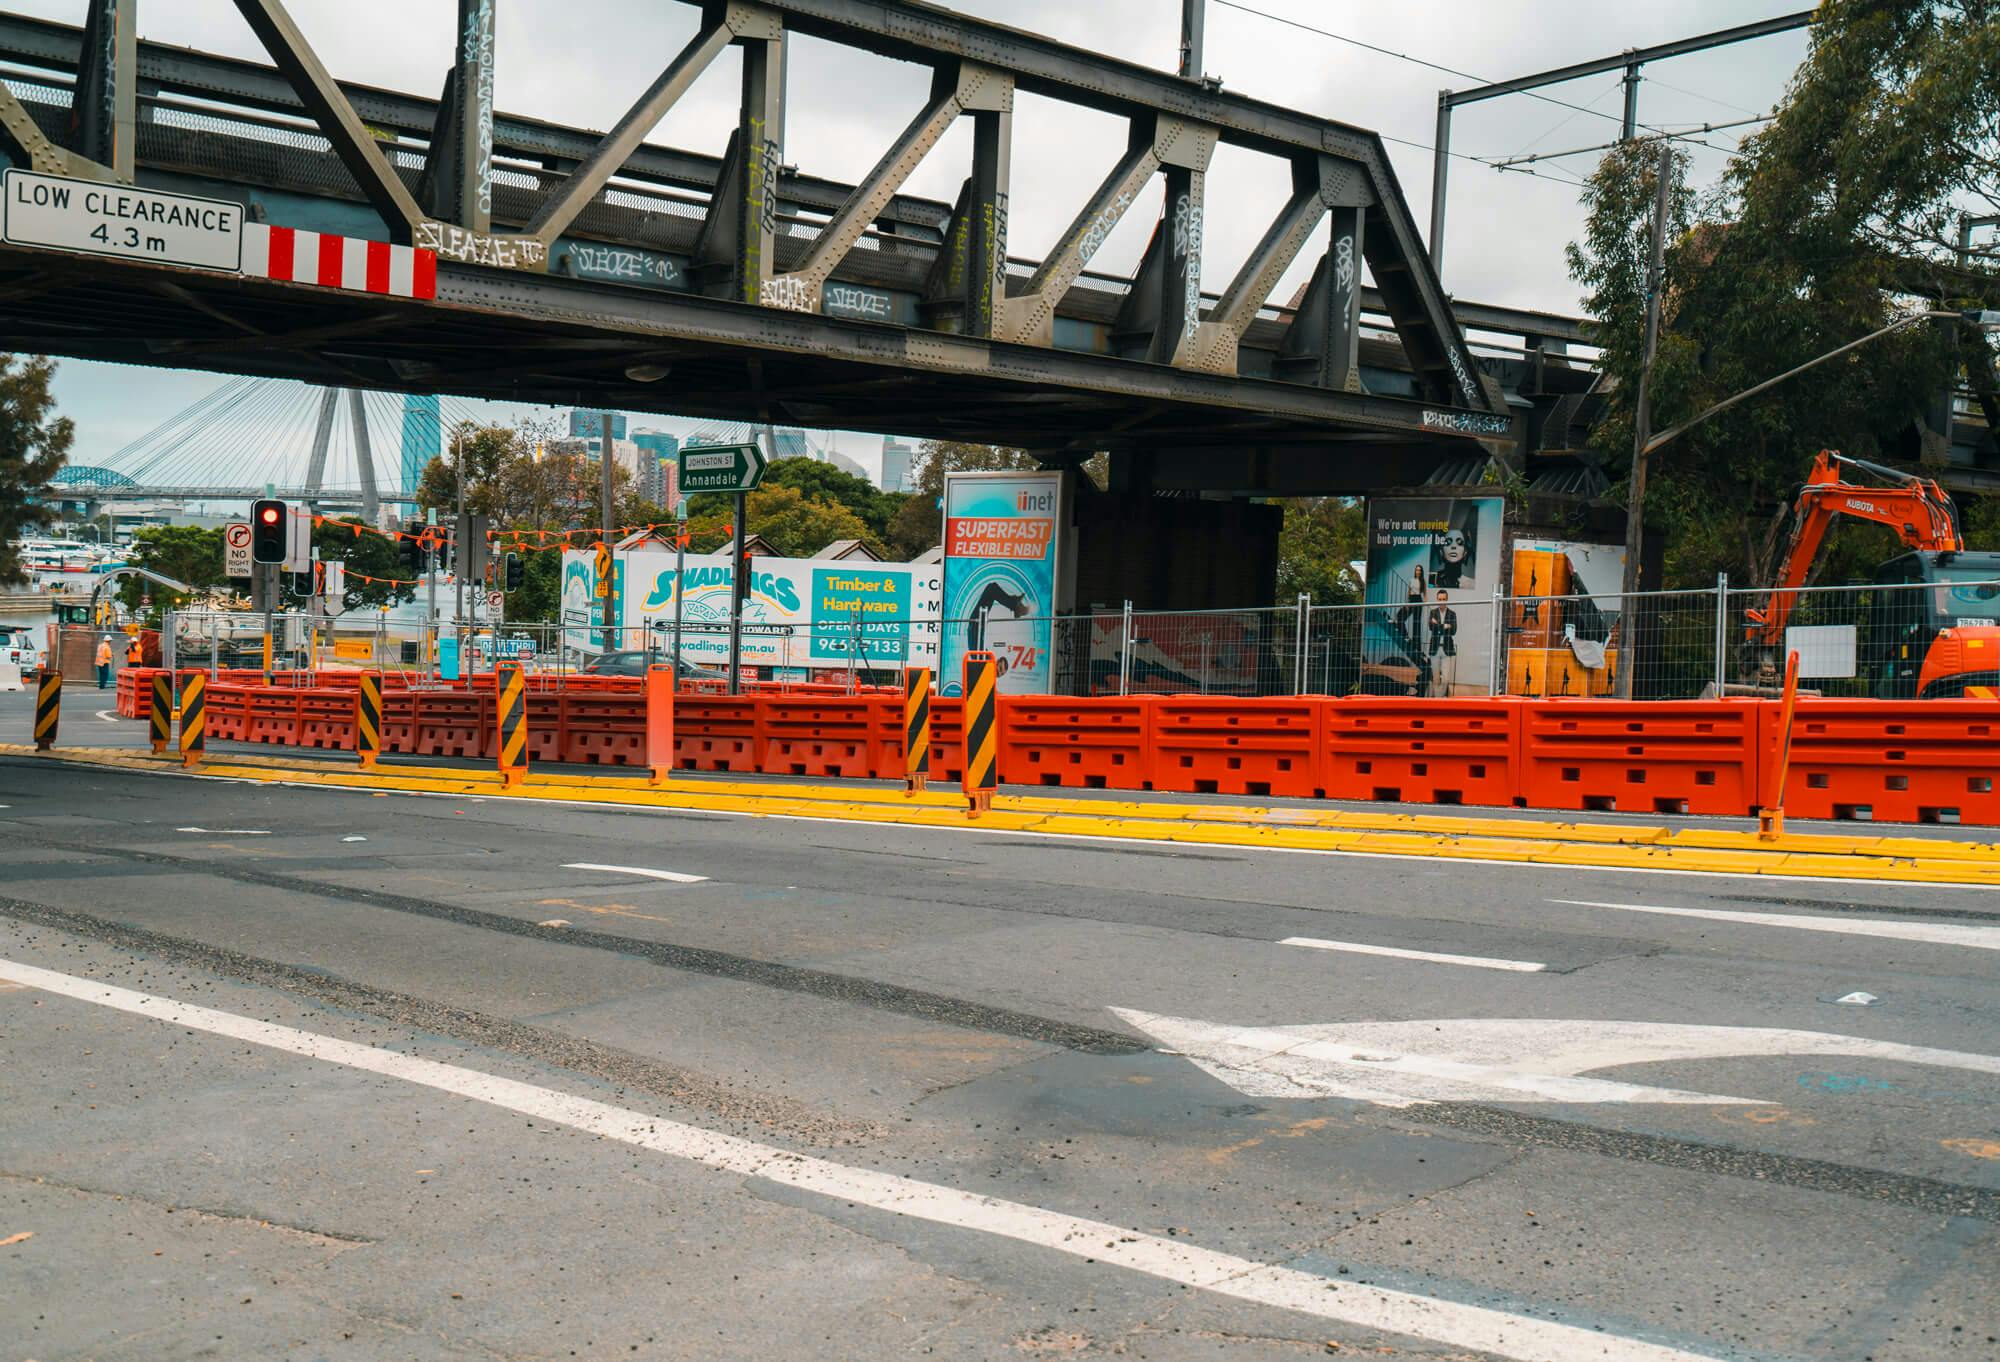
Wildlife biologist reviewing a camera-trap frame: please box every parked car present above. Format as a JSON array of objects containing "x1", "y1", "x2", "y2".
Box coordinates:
[
  {"x1": 2, "y1": 626, "x2": 44, "y2": 673},
  {"x1": 580, "y1": 649, "x2": 727, "y2": 681}
]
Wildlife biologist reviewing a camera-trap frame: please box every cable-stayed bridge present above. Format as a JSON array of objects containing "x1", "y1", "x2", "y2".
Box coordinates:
[{"x1": 48, "y1": 377, "x2": 838, "y2": 518}]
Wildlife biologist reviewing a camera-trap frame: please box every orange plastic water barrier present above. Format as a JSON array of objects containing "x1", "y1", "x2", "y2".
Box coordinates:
[
  {"x1": 1324, "y1": 698, "x2": 1521, "y2": 808},
  {"x1": 997, "y1": 697, "x2": 1151, "y2": 791},
  {"x1": 674, "y1": 695, "x2": 761, "y2": 772},
  {"x1": 763, "y1": 697, "x2": 882, "y2": 779},
  {"x1": 1150, "y1": 697, "x2": 1317, "y2": 798},
  {"x1": 1770, "y1": 699, "x2": 2000, "y2": 825},
  {"x1": 1519, "y1": 699, "x2": 1761, "y2": 817}
]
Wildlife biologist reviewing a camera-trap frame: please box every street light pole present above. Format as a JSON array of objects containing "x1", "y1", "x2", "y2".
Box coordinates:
[{"x1": 1616, "y1": 143, "x2": 1672, "y2": 698}]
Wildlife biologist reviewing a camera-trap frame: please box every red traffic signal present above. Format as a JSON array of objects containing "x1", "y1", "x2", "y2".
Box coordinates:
[{"x1": 251, "y1": 498, "x2": 288, "y2": 564}]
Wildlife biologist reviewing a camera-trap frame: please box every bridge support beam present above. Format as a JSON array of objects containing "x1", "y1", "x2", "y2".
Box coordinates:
[
  {"x1": 925, "y1": 97, "x2": 1012, "y2": 338},
  {"x1": 1188, "y1": 155, "x2": 1367, "y2": 376},
  {"x1": 1274, "y1": 204, "x2": 1366, "y2": 392},
  {"x1": 70, "y1": 0, "x2": 136, "y2": 182},
  {"x1": 693, "y1": 6, "x2": 786, "y2": 305},
  {"x1": 996, "y1": 114, "x2": 1214, "y2": 349},
  {"x1": 521, "y1": 11, "x2": 738, "y2": 245},
  {"x1": 762, "y1": 61, "x2": 1010, "y2": 313},
  {"x1": 230, "y1": 0, "x2": 424, "y2": 242},
  {"x1": 450, "y1": 0, "x2": 495, "y2": 237}
]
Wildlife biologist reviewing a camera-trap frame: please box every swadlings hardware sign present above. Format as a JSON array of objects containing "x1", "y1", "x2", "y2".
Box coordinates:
[{"x1": 563, "y1": 550, "x2": 940, "y2": 668}]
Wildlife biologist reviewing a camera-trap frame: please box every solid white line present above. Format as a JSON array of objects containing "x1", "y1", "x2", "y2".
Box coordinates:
[
  {"x1": 1279, "y1": 937, "x2": 1547, "y2": 972},
  {"x1": 562, "y1": 862, "x2": 708, "y2": 884},
  {"x1": 204, "y1": 775, "x2": 2000, "y2": 893},
  {"x1": 0, "y1": 956, "x2": 1720, "y2": 1362},
  {"x1": 1551, "y1": 899, "x2": 2000, "y2": 951}
]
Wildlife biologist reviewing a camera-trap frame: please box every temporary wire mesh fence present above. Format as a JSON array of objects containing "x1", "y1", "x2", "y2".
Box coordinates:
[{"x1": 159, "y1": 573, "x2": 2000, "y2": 702}]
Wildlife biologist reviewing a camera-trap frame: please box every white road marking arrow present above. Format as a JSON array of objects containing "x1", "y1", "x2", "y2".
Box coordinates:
[{"x1": 1109, "y1": 1010, "x2": 2000, "y2": 1108}]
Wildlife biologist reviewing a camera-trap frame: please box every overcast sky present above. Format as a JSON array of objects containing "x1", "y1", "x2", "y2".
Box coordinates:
[{"x1": 18, "y1": 0, "x2": 1814, "y2": 480}]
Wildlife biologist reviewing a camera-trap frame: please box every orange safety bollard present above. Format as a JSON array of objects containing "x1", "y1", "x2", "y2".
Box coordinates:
[
  {"x1": 903, "y1": 666, "x2": 931, "y2": 795},
  {"x1": 645, "y1": 663, "x2": 675, "y2": 784},
  {"x1": 496, "y1": 662, "x2": 528, "y2": 787},
  {"x1": 178, "y1": 673, "x2": 207, "y2": 768},
  {"x1": 356, "y1": 671, "x2": 383, "y2": 771},
  {"x1": 961, "y1": 651, "x2": 997, "y2": 817},
  {"x1": 148, "y1": 673, "x2": 172, "y2": 755},
  {"x1": 1759, "y1": 650, "x2": 1801, "y2": 840},
  {"x1": 34, "y1": 668, "x2": 60, "y2": 752}
]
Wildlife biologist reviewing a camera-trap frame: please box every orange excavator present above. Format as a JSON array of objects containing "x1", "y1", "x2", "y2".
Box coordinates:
[{"x1": 1747, "y1": 450, "x2": 2000, "y2": 698}]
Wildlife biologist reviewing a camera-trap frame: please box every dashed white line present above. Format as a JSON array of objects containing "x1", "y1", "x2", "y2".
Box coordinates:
[
  {"x1": 177, "y1": 826, "x2": 271, "y2": 836},
  {"x1": 0, "y1": 955, "x2": 1723, "y2": 1362},
  {"x1": 1551, "y1": 899, "x2": 2000, "y2": 951},
  {"x1": 562, "y1": 862, "x2": 708, "y2": 884},
  {"x1": 1278, "y1": 937, "x2": 1547, "y2": 972}
]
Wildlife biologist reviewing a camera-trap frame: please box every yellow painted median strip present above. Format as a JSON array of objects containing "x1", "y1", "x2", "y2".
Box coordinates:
[{"x1": 8, "y1": 744, "x2": 1999, "y2": 886}]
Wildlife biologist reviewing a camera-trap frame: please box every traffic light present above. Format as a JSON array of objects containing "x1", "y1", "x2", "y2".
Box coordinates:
[
  {"x1": 504, "y1": 553, "x2": 524, "y2": 591},
  {"x1": 251, "y1": 499, "x2": 287, "y2": 563},
  {"x1": 400, "y1": 521, "x2": 430, "y2": 574}
]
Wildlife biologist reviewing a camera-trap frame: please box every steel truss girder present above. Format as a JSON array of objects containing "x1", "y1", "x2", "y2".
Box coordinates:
[
  {"x1": 0, "y1": 2, "x2": 1503, "y2": 418},
  {"x1": 228, "y1": 0, "x2": 426, "y2": 240},
  {"x1": 995, "y1": 114, "x2": 1215, "y2": 348},
  {"x1": 429, "y1": 261, "x2": 1503, "y2": 441},
  {"x1": 762, "y1": 60, "x2": 1011, "y2": 312}
]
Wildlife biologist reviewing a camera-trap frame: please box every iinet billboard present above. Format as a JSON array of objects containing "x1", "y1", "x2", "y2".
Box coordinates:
[{"x1": 946, "y1": 516, "x2": 1054, "y2": 559}]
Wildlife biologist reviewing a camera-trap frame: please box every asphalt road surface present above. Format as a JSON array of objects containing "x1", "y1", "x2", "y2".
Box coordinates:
[{"x1": 2, "y1": 730, "x2": 1998, "y2": 1358}]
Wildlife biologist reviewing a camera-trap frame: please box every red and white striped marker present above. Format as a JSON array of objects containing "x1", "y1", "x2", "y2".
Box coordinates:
[{"x1": 241, "y1": 223, "x2": 436, "y2": 300}]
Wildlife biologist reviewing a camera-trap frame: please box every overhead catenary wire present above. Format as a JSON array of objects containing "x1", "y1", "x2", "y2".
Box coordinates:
[
  {"x1": 1479, "y1": 114, "x2": 1773, "y2": 170},
  {"x1": 1209, "y1": 0, "x2": 1739, "y2": 155}
]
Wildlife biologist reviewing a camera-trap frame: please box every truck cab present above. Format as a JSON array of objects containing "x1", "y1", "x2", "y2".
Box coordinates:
[{"x1": 1865, "y1": 552, "x2": 2000, "y2": 698}]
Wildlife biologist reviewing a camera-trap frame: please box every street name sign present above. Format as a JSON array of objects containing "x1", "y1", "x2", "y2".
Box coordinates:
[
  {"x1": 678, "y1": 443, "x2": 766, "y2": 494},
  {"x1": 3, "y1": 170, "x2": 243, "y2": 272},
  {"x1": 224, "y1": 522, "x2": 252, "y2": 578}
]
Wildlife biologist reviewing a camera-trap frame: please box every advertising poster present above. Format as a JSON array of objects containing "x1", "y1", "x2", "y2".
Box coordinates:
[
  {"x1": 1507, "y1": 538, "x2": 1626, "y2": 696},
  {"x1": 940, "y1": 471, "x2": 1064, "y2": 695},
  {"x1": 1361, "y1": 496, "x2": 1502, "y2": 696},
  {"x1": 564, "y1": 550, "x2": 941, "y2": 669}
]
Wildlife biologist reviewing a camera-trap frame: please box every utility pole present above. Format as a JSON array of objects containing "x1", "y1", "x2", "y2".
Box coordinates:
[
  {"x1": 1179, "y1": 0, "x2": 1204, "y2": 78},
  {"x1": 453, "y1": 425, "x2": 466, "y2": 636},
  {"x1": 600, "y1": 410, "x2": 617, "y2": 651},
  {"x1": 1617, "y1": 142, "x2": 1672, "y2": 699}
]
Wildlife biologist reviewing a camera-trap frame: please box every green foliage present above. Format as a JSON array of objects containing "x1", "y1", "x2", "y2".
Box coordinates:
[
  {"x1": 313, "y1": 516, "x2": 416, "y2": 609},
  {"x1": 0, "y1": 354, "x2": 73, "y2": 585},
  {"x1": 1568, "y1": 0, "x2": 1999, "y2": 590},
  {"x1": 118, "y1": 524, "x2": 227, "y2": 614},
  {"x1": 685, "y1": 484, "x2": 879, "y2": 558},
  {"x1": 501, "y1": 543, "x2": 563, "y2": 624},
  {"x1": 1276, "y1": 498, "x2": 1367, "y2": 604}
]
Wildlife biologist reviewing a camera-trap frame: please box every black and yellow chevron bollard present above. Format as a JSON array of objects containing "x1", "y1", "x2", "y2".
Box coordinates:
[
  {"x1": 33, "y1": 668, "x2": 61, "y2": 751},
  {"x1": 960, "y1": 651, "x2": 997, "y2": 818},
  {"x1": 903, "y1": 666, "x2": 931, "y2": 795},
  {"x1": 178, "y1": 673, "x2": 207, "y2": 768},
  {"x1": 148, "y1": 673, "x2": 172, "y2": 755},
  {"x1": 356, "y1": 671, "x2": 383, "y2": 771},
  {"x1": 496, "y1": 662, "x2": 527, "y2": 787}
]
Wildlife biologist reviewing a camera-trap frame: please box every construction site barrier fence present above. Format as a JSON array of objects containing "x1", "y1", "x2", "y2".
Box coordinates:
[{"x1": 103, "y1": 680, "x2": 2000, "y2": 828}]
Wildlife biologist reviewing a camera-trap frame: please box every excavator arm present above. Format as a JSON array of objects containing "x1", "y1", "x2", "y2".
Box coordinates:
[{"x1": 1746, "y1": 450, "x2": 1963, "y2": 646}]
